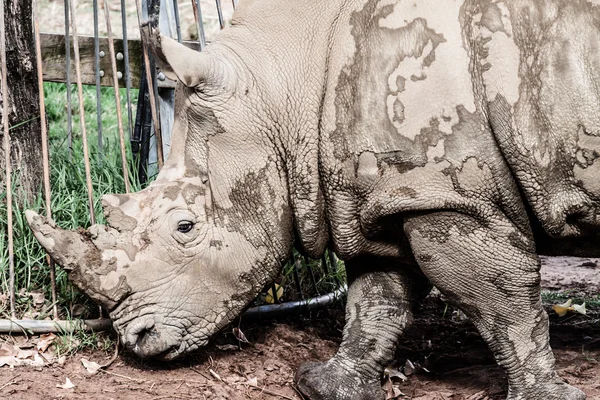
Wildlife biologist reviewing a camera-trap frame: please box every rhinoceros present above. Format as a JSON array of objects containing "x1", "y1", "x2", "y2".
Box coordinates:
[{"x1": 27, "y1": 0, "x2": 600, "y2": 399}]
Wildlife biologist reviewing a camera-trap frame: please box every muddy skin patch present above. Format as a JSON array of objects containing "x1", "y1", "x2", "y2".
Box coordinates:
[
  {"x1": 331, "y1": 1, "x2": 446, "y2": 166},
  {"x1": 182, "y1": 184, "x2": 205, "y2": 205}
]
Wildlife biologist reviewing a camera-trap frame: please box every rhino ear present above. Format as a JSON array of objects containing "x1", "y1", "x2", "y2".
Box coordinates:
[{"x1": 140, "y1": 23, "x2": 233, "y2": 89}]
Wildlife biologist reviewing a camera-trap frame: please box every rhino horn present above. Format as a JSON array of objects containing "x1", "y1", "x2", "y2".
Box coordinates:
[
  {"x1": 25, "y1": 210, "x2": 128, "y2": 310},
  {"x1": 140, "y1": 23, "x2": 235, "y2": 89}
]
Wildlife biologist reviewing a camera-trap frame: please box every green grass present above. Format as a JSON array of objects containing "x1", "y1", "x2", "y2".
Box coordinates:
[{"x1": 0, "y1": 82, "x2": 140, "y2": 320}]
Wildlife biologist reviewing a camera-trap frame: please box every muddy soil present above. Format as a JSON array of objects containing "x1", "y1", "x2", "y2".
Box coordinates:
[{"x1": 1, "y1": 257, "x2": 599, "y2": 400}]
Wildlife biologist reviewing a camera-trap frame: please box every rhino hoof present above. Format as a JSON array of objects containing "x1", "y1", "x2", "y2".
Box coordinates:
[{"x1": 295, "y1": 361, "x2": 384, "y2": 400}]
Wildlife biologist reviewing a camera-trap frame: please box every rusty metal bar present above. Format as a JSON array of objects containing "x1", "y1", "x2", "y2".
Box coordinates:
[
  {"x1": 172, "y1": 0, "x2": 182, "y2": 42},
  {"x1": 92, "y1": 0, "x2": 104, "y2": 160},
  {"x1": 135, "y1": 0, "x2": 164, "y2": 169},
  {"x1": 215, "y1": 0, "x2": 224, "y2": 30},
  {"x1": 69, "y1": 0, "x2": 96, "y2": 226},
  {"x1": 292, "y1": 255, "x2": 304, "y2": 300},
  {"x1": 191, "y1": 0, "x2": 206, "y2": 51},
  {"x1": 304, "y1": 255, "x2": 320, "y2": 295},
  {"x1": 103, "y1": 0, "x2": 131, "y2": 193},
  {"x1": 64, "y1": 0, "x2": 74, "y2": 160},
  {"x1": 120, "y1": 0, "x2": 134, "y2": 141},
  {"x1": 0, "y1": 0, "x2": 15, "y2": 318},
  {"x1": 33, "y1": 0, "x2": 59, "y2": 320}
]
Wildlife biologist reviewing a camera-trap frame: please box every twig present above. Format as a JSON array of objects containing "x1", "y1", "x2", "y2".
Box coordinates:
[
  {"x1": 99, "y1": 368, "x2": 144, "y2": 382},
  {"x1": 248, "y1": 385, "x2": 296, "y2": 400},
  {"x1": 209, "y1": 368, "x2": 222, "y2": 382},
  {"x1": 101, "y1": 342, "x2": 120, "y2": 369},
  {"x1": 191, "y1": 367, "x2": 212, "y2": 381},
  {"x1": 292, "y1": 386, "x2": 306, "y2": 400},
  {"x1": 0, "y1": 380, "x2": 17, "y2": 391},
  {"x1": 0, "y1": 375, "x2": 18, "y2": 391}
]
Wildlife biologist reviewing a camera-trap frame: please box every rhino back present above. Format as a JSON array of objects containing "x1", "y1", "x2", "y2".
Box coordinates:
[{"x1": 319, "y1": 0, "x2": 530, "y2": 259}]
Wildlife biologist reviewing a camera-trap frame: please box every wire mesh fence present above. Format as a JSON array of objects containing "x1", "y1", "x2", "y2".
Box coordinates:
[{"x1": 0, "y1": 0, "x2": 345, "y2": 331}]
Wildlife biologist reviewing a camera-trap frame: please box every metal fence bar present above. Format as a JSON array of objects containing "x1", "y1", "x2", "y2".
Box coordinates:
[
  {"x1": 69, "y1": 0, "x2": 97, "y2": 226},
  {"x1": 292, "y1": 256, "x2": 304, "y2": 300},
  {"x1": 64, "y1": 0, "x2": 74, "y2": 160},
  {"x1": 33, "y1": 0, "x2": 59, "y2": 320},
  {"x1": 120, "y1": 0, "x2": 135, "y2": 143},
  {"x1": 172, "y1": 0, "x2": 182, "y2": 42},
  {"x1": 215, "y1": 0, "x2": 224, "y2": 30},
  {"x1": 0, "y1": 0, "x2": 15, "y2": 318},
  {"x1": 136, "y1": 0, "x2": 164, "y2": 169},
  {"x1": 103, "y1": 0, "x2": 131, "y2": 194},
  {"x1": 191, "y1": 0, "x2": 206, "y2": 51},
  {"x1": 92, "y1": 0, "x2": 104, "y2": 161},
  {"x1": 304, "y1": 255, "x2": 320, "y2": 295}
]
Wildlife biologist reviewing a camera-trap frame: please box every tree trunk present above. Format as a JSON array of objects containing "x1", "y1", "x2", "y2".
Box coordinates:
[{"x1": 0, "y1": 0, "x2": 43, "y2": 204}]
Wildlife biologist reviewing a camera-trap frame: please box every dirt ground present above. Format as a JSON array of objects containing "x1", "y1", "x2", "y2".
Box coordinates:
[{"x1": 0, "y1": 256, "x2": 598, "y2": 400}]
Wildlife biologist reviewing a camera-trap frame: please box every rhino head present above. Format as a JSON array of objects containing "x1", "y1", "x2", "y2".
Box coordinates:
[{"x1": 26, "y1": 25, "x2": 304, "y2": 359}]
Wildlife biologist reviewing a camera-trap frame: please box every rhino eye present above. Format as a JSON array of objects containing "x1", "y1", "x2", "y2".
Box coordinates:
[{"x1": 177, "y1": 221, "x2": 195, "y2": 233}]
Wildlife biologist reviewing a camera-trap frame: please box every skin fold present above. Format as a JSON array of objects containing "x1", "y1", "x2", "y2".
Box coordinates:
[{"x1": 27, "y1": 1, "x2": 599, "y2": 398}]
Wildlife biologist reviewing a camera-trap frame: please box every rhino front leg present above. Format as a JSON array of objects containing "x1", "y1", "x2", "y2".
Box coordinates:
[
  {"x1": 404, "y1": 211, "x2": 586, "y2": 400},
  {"x1": 296, "y1": 258, "x2": 430, "y2": 400}
]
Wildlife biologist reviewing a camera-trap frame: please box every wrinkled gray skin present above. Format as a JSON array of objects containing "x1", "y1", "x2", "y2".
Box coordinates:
[{"x1": 27, "y1": 0, "x2": 600, "y2": 399}]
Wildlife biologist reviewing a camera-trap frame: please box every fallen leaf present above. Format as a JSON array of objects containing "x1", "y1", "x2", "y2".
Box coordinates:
[
  {"x1": 56, "y1": 377, "x2": 75, "y2": 389},
  {"x1": 572, "y1": 302, "x2": 586, "y2": 315},
  {"x1": 81, "y1": 358, "x2": 102, "y2": 374},
  {"x1": 553, "y1": 299, "x2": 586, "y2": 317},
  {"x1": 265, "y1": 284, "x2": 283, "y2": 304},
  {"x1": 0, "y1": 343, "x2": 15, "y2": 357},
  {"x1": 28, "y1": 291, "x2": 45, "y2": 307},
  {"x1": 0, "y1": 356, "x2": 17, "y2": 368},
  {"x1": 16, "y1": 349, "x2": 34, "y2": 359},
  {"x1": 404, "y1": 359, "x2": 415, "y2": 376},
  {"x1": 385, "y1": 366, "x2": 408, "y2": 382},
  {"x1": 246, "y1": 377, "x2": 258, "y2": 387},
  {"x1": 232, "y1": 327, "x2": 250, "y2": 344},
  {"x1": 37, "y1": 333, "x2": 57, "y2": 352},
  {"x1": 57, "y1": 355, "x2": 67, "y2": 366},
  {"x1": 553, "y1": 299, "x2": 573, "y2": 317},
  {"x1": 216, "y1": 344, "x2": 238, "y2": 351}
]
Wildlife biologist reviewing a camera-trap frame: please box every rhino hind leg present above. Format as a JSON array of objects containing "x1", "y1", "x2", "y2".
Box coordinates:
[
  {"x1": 296, "y1": 258, "x2": 431, "y2": 400},
  {"x1": 404, "y1": 211, "x2": 586, "y2": 400}
]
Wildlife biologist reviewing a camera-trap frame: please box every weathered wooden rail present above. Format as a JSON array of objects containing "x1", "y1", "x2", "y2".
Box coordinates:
[{"x1": 39, "y1": 33, "x2": 201, "y2": 89}]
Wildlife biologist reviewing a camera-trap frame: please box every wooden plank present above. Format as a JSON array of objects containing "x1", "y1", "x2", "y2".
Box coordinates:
[{"x1": 40, "y1": 33, "x2": 198, "y2": 88}]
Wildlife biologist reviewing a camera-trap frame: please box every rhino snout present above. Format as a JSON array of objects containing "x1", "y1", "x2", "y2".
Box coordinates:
[{"x1": 121, "y1": 316, "x2": 183, "y2": 360}]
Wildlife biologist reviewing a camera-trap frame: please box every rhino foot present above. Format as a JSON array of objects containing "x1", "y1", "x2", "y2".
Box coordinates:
[
  {"x1": 295, "y1": 361, "x2": 384, "y2": 400},
  {"x1": 508, "y1": 380, "x2": 586, "y2": 400}
]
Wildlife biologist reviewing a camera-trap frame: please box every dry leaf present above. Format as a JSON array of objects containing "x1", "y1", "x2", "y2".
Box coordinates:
[
  {"x1": 216, "y1": 344, "x2": 238, "y2": 351},
  {"x1": 0, "y1": 356, "x2": 17, "y2": 368},
  {"x1": 404, "y1": 359, "x2": 415, "y2": 376},
  {"x1": 572, "y1": 302, "x2": 586, "y2": 315},
  {"x1": 57, "y1": 355, "x2": 67, "y2": 366},
  {"x1": 553, "y1": 299, "x2": 586, "y2": 317},
  {"x1": 0, "y1": 343, "x2": 15, "y2": 357},
  {"x1": 16, "y1": 349, "x2": 34, "y2": 359},
  {"x1": 232, "y1": 327, "x2": 250, "y2": 344},
  {"x1": 246, "y1": 377, "x2": 258, "y2": 387},
  {"x1": 385, "y1": 366, "x2": 408, "y2": 382},
  {"x1": 265, "y1": 284, "x2": 283, "y2": 304},
  {"x1": 81, "y1": 358, "x2": 102, "y2": 374},
  {"x1": 37, "y1": 333, "x2": 57, "y2": 352},
  {"x1": 56, "y1": 377, "x2": 75, "y2": 389}
]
